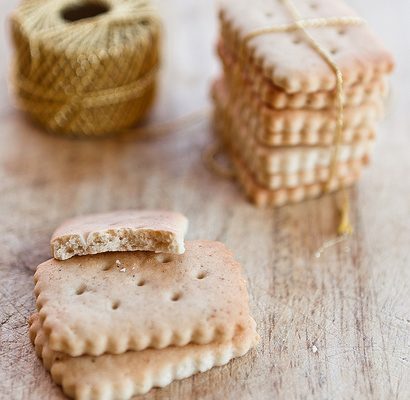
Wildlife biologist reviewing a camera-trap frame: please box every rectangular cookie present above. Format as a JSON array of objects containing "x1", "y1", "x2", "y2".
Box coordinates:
[
  {"x1": 218, "y1": 0, "x2": 394, "y2": 93},
  {"x1": 252, "y1": 124, "x2": 375, "y2": 146},
  {"x1": 214, "y1": 105, "x2": 367, "y2": 189},
  {"x1": 215, "y1": 110, "x2": 373, "y2": 176},
  {"x1": 50, "y1": 210, "x2": 189, "y2": 260},
  {"x1": 229, "y1": 152, "x2": 358, "y2": 207},
  {"x1": 34, "y1": 240, "x2": 252, "y2": 356},
  {"x1": 29, "y1": 314, "x2": 259, "y2": 400},
  {"x1": 240, "y1": 157, "x2": 365, "y2": 190},
  {"x1": 218, "y1": 40, "x2": 389, "y2": 110},
  {"x1": 213, "y1": 86, "x2": 374, "y2": 175},
  {"x1": 214, "y1": 79, "x2": 384, "y2": 137},
  {"x1": 214, "y1": 103, "x2": 374, "y2": 177},
  {"x1": 212, "y1": 77, "x2": 376, "y2": 146},
  {"x1": 214, "y1": 78, "x2": 376, "y2": 146}
]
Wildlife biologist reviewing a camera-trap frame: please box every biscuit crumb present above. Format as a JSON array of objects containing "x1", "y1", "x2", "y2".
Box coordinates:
[
  {"x1": 119, "y1": 268, "x2": 126, "y2": 272},
  {"x1": 116, "y1": 260, "x2": 121, "y2": 267}
]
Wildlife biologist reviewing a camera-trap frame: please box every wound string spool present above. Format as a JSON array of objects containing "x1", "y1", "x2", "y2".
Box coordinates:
[{"x1": 10, "y1": 0, "x2": 161, "y2": 137}]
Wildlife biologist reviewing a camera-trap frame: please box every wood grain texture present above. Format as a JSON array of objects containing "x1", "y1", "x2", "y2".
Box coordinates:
[{"x1": 0, "y1": 0, "x2": 409, "y2": 399}]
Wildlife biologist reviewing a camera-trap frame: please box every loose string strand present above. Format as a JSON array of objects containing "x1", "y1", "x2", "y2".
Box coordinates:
[
  {"x1": 244, "y1": 15, "x2": 364, "y2": 41},
  {"x1": 118, "y1": 107, "x2": 211, "y2": 141},
  {"x1": 280, "y1": 0, "x2": 355, "y2": 237}
]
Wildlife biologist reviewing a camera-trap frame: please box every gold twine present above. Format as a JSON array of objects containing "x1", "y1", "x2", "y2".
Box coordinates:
[
  {"x1": 241, "y1": 0, "x2": 365, "y2": 237},
  {"x1": 10, "y1": 0, "x2": 161, "y2": 137},
  {"x1": 118, "y1": 108, "x2": 211, "y2": 141}
]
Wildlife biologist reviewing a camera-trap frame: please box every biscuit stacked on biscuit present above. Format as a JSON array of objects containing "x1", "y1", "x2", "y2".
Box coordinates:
[
  {"x1": 30, "y1": 210, "x2": 258, "y2": 400},
  {"x1": 213, "y1": 0, "x2": 394, "y2": 207}
]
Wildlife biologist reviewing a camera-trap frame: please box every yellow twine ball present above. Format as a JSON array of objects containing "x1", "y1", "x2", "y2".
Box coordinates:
[{"x1": 10, "y1": 0, "x2": 161, "y2": 137}]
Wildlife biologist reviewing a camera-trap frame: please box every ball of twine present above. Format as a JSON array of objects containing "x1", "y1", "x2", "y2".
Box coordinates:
[{"x1": 10, "y1": 0, "x2": 161, "y2": 137}]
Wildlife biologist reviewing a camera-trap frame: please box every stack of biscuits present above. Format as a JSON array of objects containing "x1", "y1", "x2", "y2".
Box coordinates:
[
  {"x1": 29, "y1": 210, "x2": 258, "y2": 400},
  {"x1": 212, "y1": 0, "x2": 394, "y2": 207}
]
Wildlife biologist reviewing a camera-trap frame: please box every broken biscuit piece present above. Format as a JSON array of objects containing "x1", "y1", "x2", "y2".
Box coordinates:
[{"x1": 50, "y1": 210, "x2": 188, "y2": 260}]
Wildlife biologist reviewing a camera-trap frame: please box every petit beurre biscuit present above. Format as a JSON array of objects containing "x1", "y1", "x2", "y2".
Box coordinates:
[
  {"x1": 214, "y1": 104, "x2": 365, "y2": 194},
  {"x1": 29, "y1": 313, "x2": 258, "y2": 400},
  {"x1": 213, "y1": 0, "x2": 394, "y2": 206},
  {"x1": 51, "y1": 210, "x2": 188, "y2": 260},
  {"x1": 35, "y1": 240, "x2": 253, "y2": 357},
  {"x1": 213, "y1": 87, "x2": 374, "y2": 174},
  {"x1": 30, "y1": 208, "x2": 258, "y2": 400},
  {"x1": 215, "y1": 79, "x2": 384, "y2": 137},
  {"x1": 218, "y1": 0, "x2": 394, "y2": 93},
  {"x1": 218, "y1": 41, "x2": 389, "y2": 110},
  {"x1": 230, "y1": 153, "x2": 359, "y2": 207},
  {"x1": 240, "y1": 158, "x2": 366, "y2": 190},
  {"x1": 212, "y1": 78, "x2": 377, "y2": 146}
]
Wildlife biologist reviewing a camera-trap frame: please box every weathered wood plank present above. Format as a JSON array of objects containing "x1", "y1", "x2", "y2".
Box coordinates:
[{"x1": 0, "y1": 0, "x2": 409, "y2": 399}]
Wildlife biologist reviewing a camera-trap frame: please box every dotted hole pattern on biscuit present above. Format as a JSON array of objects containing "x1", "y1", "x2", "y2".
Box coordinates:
[
  {"x1": 197, "y1": 271, "x2": 207, "y2": 280},
  {"x1": 112, "y1": 300, "x2": 120, "y2": 310},
  {"x1": 171, "y1": 292, "x2": 182, "y2": 302},
  {"x1": 235, "y1": 323, "x2": 245, "y2": 335},
  {"x1": 137, "y1": 279, "x2": 146, "y2": 287},
  {"x1": 76, "y1": 284, "x2": 87, "y2": 295},
  {"x1": 155, "y1": 254, "x2": 173, "y2": 263},
  {"x1": 102, "y1": 262, "x2": 112, "y2": 271}
]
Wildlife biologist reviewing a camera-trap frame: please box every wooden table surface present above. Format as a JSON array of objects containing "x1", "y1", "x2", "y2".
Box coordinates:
[{"x1": 1, "y1": 1, "x2": 409, "y2": 399}]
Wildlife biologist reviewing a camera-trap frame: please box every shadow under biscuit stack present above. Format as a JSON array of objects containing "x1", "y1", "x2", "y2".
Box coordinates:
[{"x1": 212, "y1": 0, "x2": 394, "y2": 207}]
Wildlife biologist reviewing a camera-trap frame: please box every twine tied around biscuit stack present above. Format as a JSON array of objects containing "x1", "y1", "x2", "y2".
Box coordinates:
[
  {"x1": 211, "y1": 0, "x2": 394, "y2": 240},
  {"x1": 10, "y1": 0, "x2": 161, "y2": 137}
]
